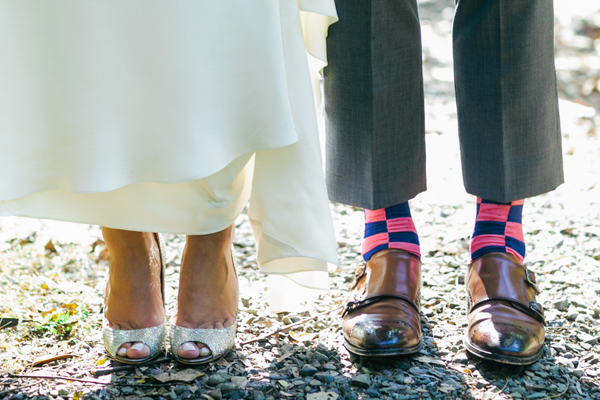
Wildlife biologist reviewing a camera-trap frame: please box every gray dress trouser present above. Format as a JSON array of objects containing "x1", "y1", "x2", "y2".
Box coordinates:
[{"x1": 324, "y1": 0, "x2": 564, "y2": 210}]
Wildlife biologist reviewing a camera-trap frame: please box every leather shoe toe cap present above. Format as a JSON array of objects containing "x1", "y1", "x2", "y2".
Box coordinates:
[
  {"x1": 346, "y1": 318, "x2": 420, "y2": 351},
  {"x1": 467, "y1": 318, "x2": 543, "y2": 359}
]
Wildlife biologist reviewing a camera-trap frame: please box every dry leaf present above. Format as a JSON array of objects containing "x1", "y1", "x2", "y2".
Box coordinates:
[
  {"x1": 95, "y1": 358, "x2": 108, "y2": 366},
  {"x1": 414, "y1": 355, "x2": 445, "y2": 366},
  {"x1": 450, "y1": 365, "x2": 470, "y2": 375},
  {"x1": 215, "y1": 358, "x2": 229, "y2": 367},
  {"x1": 289, "y1": 331, "x2": 316, "y2": 342},
  {"x1": 256, "y1": 320, "x2": 273, "y2": 328},
  {"x1": 32, "y1": 354, "x2": 78, "y2": 367},
  {"x1": 19, "y1": 235, "x2": 35, "y2": 245},
  {"x1": 44, "y1": 240, "x2": 57, "y2": 253},
  {"x1": 62, "y1": 303, "x2": 79, "y2": 311},
  {"x1": 152, "y1": 369, "x2": 205, "y2": 383}
]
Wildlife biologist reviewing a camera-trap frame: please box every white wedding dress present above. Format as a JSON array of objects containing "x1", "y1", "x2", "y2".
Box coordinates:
[{"x1": 0, "y1": 0, "x2": 339, "y2": 311}]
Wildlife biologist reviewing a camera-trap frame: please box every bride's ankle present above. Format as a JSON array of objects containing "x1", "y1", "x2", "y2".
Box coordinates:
[{"x1": 185, "y1": 225, "x2": 234, "y2": 255}]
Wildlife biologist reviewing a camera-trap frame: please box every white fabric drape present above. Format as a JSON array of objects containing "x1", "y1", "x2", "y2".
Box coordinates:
[{"x1": 0, "y1": 0, "x2": 339, "y2": 311}]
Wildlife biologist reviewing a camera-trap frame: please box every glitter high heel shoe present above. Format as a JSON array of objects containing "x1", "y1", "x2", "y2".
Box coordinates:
[
  {"x1": 169, "y1": 319, "x2": 237, "y2": 365},
  {"x1": 102, "y1": 233, "x2": 167, "y2": 364},
  {"x1": 169, "y1": 249, "x2": 237, "y2": 365}
]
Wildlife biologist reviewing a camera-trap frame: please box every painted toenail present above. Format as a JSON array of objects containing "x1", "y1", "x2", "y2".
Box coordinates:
[
  {"x1": 131, "y1": 342, "x2": 145, "y2": 352},
  {"x1": 200, "y1": 347, "x2": 212, "y2": 356},
  {"x1": 181, "y1": 342, "x2": 196, "y2": 352},
  {"x1": 118, "y1": 347, "x2": 127, "y2": 356}
]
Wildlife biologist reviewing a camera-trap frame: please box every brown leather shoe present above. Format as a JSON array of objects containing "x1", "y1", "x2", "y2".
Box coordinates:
[
  {"x1": 342, "y1": 249, "x2": 423, "y2": 356},
  {"x1": 465, "y1": 252, "x2": 546, "y2": 365}
]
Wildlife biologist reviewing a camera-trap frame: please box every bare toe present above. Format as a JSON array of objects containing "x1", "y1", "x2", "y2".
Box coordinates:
[
  {"x1": 117, "y1": 343, "x2": 131, "y2": 357},
  {"x1": 198, "y1": 343, "x2": 212, "y2": 357},
  {"x1": 197, "y1": 343, "x2": 212, "y2": 358},
  {"x1": 127, "y1": 342, "x2": 151, "y2": 359},
  {"x1": 178, "y1": 342, "x2": 201, "y2": 359}
]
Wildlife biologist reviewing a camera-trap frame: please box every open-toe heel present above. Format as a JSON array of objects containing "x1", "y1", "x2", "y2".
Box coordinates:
[
  {"x1": 102, "y1": 233, "x2": 167, "y2": 364},
  {"x1": 169, "y1": 319, "x2": 237, "y2": 365},
  {"x1": 169, "y1": 247, "x2": 238, "y2": 366}
]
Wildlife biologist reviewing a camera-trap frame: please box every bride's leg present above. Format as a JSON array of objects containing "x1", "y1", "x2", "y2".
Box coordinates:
[
  {"x1": 102, "y1": 228, "x2": 165, "y2": 360},
  {"x1": 172, "y1": 225, "x2": 238, "y2": 359}
]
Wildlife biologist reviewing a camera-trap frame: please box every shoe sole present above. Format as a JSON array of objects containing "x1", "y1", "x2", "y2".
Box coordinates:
[
  {"x1": 172, "y1": 346, "x2": 232, "y2": 366},
  {"x1": 463, "y1": 335, "x2": 544, "y2": 365},
  {"x1": 344, "y1": 338, "x2": 423, "y2": 357},
  {"x1": 112, "y1": 351, "x2": 164, "y2": 365}
]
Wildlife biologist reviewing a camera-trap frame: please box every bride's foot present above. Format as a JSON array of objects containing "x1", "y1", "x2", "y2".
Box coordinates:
[
  {"x1": 102, "y1": 228, "x2": 165, "y2": 360},
  {"x1": 172, "y1": 225, "x2": 238, "y2": 360}
]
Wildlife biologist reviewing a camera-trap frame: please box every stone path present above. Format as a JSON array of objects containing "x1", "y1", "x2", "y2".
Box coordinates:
[{"x1": 1, "y1": 1, "x2": 600, "y2": 399}]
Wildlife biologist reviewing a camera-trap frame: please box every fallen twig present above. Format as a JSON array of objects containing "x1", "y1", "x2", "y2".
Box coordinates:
[
  {"x1": 539, "y1": 374, "x2": 571, "y2": 400},
  {"x1": 241, "y1": 305, "x2": 343, "y2": 346},
  {"x1": 8, "y1": 373, "x2": 173, "y2": 388},
  {"x1": 498, "y1": 372, "x2": 510, "y2": 393},
  {"x1": 0, "y1": 382, "x2": 39, "y2": 396},
  {"x1": 32, "y1": 354, "x2": 78, "y2": 367},
  {"x1": 90, "y1": 356, "x2": 173, "y2": 376}
]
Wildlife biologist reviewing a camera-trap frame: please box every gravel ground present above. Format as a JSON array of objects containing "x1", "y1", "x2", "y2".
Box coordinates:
[{"x1": 1, "y1": 1, "x2": 600, "y2": 399}]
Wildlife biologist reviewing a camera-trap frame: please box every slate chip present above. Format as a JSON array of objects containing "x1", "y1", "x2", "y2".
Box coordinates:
[
  {"x1": 300, "y1": 365, "x2": 319, "y2": 377},
  {"x1": 351, "y1": 374, "x2": 372, "y2": 389}
]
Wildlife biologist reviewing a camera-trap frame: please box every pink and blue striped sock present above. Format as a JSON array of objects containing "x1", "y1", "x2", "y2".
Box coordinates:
[
  {"x1": 362, "y1": 202, "x2": 421, "y2": 261},
  {"x1": 470, "y1": 197, "x2": 525, "y2": 264}
]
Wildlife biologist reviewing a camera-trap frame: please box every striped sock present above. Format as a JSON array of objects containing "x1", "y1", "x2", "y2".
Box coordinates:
[
  {"x1": 470, "y1": 197, "x2": 526, "y2": 264},
  {"x1": 362, "y1": 202, "x2": 421, "y2": 261}
]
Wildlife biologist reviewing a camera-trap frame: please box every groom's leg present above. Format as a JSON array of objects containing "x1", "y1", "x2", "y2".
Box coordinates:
[
  {"x1": 453, "y1": 0, "x2": 563, "y2": 364},
  {"x1": 325, "y1": 0, "x2": 426, "y2": 357},
  {"x1": 324, "y1": 0, "x2": 426, "y2": 211},
  {"x1": 454, "y1": 0, "x2": 563, "y2": 201}
]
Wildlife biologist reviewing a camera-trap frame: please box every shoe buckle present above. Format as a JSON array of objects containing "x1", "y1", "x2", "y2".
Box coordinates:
[
  {"x1": 529, "y1": 301, "x2": 546, "y2": 325},
  {"x1": 350, "y1": 264, "x2": 367, "y2": 289},
  {"x1": 341, "y1": 299, "x2": 359, "y2": 317},
  {"x1": 525, "y1": 269, "x2": 541, "y2": 295}
]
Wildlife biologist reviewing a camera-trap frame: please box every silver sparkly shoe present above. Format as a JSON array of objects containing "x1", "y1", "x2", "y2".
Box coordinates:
[
  {"x1": 169, "y1": 319, "x2": 237, "y2": 365},
  {"x1": 169, "y1": 245, "x2": 238, "y2": 365},
  {"x1": 102, "y1": 233, "x2": 167, "y2": 364}
]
